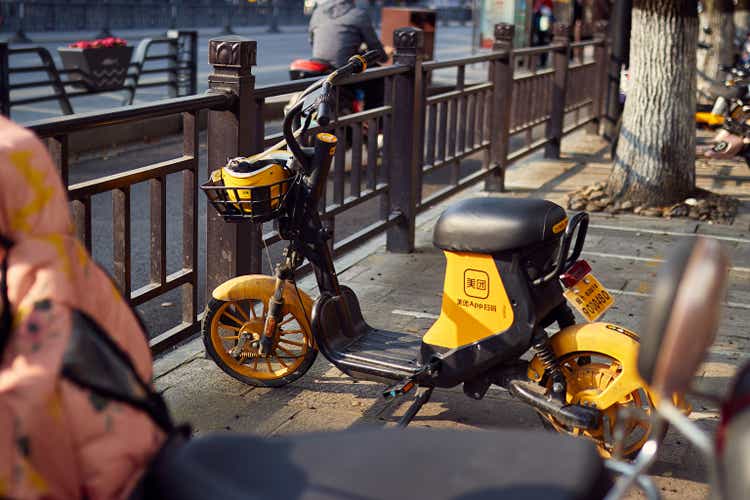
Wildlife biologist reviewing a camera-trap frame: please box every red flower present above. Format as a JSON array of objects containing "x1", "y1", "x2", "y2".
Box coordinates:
[{"x1": 68, "y1": 37, "x2": 127, "y2": 49}]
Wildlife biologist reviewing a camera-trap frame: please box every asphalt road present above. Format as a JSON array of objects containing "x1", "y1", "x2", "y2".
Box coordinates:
[{"x1": 7, "y1": 24, "x2": 484, "y2": 124}]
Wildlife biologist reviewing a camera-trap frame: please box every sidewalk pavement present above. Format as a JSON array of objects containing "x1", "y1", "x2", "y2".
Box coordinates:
[{"x1": 152, "y1": 130, "x2": 750, "y2": 500}]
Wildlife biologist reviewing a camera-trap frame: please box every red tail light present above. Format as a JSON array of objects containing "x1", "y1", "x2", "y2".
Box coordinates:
[{"x1": 560, "y1": 260, "x2": 591, "y2": 288}]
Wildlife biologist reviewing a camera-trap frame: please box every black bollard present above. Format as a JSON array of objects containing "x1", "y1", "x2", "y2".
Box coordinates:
[
  {"x1": 267, "y1": 0, "x2": 280, "y2": 34},
  {"x1": 220, "y1": 3, "x2": 235, "y2": 35},
  {"x1": 8, "y1": 1, "x2": 32, "y2": 44},
  {"x1": 96, "y1": 0, "x2": 113, "y2": 39}
]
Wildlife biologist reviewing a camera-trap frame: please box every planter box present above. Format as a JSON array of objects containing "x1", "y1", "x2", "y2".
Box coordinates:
[{"x1": 58, "y1": 46, "x2": 133, "y2": 91}]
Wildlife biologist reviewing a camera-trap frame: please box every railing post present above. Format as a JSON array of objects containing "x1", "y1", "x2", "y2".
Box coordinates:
[
  {"x1": 186, "y1": 31, "x2": 198, "y2": 96},
  {"x1": 0, "y1": 43, "x2": 9, "y2": 117},
  {"x1": 544, "y1": 23, "x2": 570, "y2": 160},
  {"x1": 166, "y1": 31, "x2": 179, "y2": 98},
  {"x1": 587, "y1": 20, "x2": 609, "y2": 135},
  {"x1": 386, "y1": 27, "x2": 424, "y2": 254},
  {"x1": 206, "y1": 37, "x2": 264, "y2": 293},
  {"x1": 166, "y1": 30, "x2": 198, "y2": 96},
  {"x1": 485, "y1": 23, "x2": 514, "y2": 193}
]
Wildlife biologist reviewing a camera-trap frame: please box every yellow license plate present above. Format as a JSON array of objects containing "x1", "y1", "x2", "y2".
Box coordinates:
[{"x1": 563, "y1": 273, "x2": 614, "y2": 322}]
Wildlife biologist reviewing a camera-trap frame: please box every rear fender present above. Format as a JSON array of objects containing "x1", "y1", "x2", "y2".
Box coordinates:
[{"x1": 528, "y1": 322, "x2": 689, "y2": 413}]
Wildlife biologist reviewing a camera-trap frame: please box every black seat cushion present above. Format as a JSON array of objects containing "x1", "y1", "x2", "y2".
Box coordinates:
[
  {"x1": 145, "y1": 428, "x2": 610, "y2": 500},
  {"x1": 433, "y1": 197, "x2": 568, "y2": 253},
  {"x1": 708, "y1": 84, "x2": 747, "y2": 101}
]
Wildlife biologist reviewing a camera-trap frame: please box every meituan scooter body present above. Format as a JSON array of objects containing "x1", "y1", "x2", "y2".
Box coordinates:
[{"x1": 201, "y1": 51, "x2": 680, "y2": 457}]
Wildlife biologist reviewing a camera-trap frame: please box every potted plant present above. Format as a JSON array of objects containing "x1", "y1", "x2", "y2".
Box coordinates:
[{"x1": 58, "y1": 37, "x2": 133, "y2": 91}]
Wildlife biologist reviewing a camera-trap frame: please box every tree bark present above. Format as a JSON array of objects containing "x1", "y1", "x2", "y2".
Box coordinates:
[
  {"x1": 697, "y1": 0, "x2": 734, "y2": 100},
  {"x1": 607, "y1": 0, "x2": 698, "y2": 206}
]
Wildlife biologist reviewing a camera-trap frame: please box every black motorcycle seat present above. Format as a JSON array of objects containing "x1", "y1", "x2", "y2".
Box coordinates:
[
  {"x1": 145, "y1": 428, "x2": 611, "y2": 500},
  {"x1": 433, "y1": 197, "x2": 568, "y2": 254},
  {"x1": 708, "y1": 84, "x2": 747, "y2": 100}
]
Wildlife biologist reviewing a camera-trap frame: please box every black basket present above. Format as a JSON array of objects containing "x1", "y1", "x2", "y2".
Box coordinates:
[{"x1": 201, "y1": 175, "x2": 296, "y2": 223}]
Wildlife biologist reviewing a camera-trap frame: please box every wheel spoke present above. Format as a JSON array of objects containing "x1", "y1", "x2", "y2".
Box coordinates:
[
  {"x1": 281, "y1": 329, "x2": 304, "y2": 335},
  {"x1": 218, "y1": 322, "x2": 241, "y2": 332},
  {"x1": 265, "y1": 357, "x2": 273, "y2": 373},
  {"x1": 279, "y1": 338, "x2": 305, "y2": 347},
  {"x1": 274, "y1": 354, "x2": 289, "y2": 368},
  {"x1": 279, "y1": 316, "x2": 296, "y2": 327},
  {"x1": 222, "y1": 311, "x2": 245, "y2": 327},
  {"x1": 276, "y1": 344, "x2": 299, "y2": 358},
  {"x1": 220, "y1": 334, "x2": 240, "y2": 340},
  {"x1": 252, "y1": 356, "x2": 259, "y2": 370},
  {"x1": 233, "y1": 303, "x2": 249, "y2": 321}
]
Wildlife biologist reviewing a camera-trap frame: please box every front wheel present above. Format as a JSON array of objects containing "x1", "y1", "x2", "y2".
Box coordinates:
[{"x1": 202, "y1": 294, "x2": 317, "y2": 387}]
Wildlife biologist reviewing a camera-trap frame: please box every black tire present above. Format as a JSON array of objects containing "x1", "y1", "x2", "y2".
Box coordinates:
[{"x1": 201, "y1": 297, "x2": 317, "y2": 388}]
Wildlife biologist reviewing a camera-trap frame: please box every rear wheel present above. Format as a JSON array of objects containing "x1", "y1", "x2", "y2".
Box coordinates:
[
  {"x1": 538, "y1": 352, "x2": 658, "y2": 459},
  {"x1": 202, "y1": 295, "x2": 316, "y2": 387}
]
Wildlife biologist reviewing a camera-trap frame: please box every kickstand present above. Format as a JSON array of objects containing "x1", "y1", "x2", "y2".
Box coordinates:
[{"x1": 397, "y1": 386, "x2": 434, "y2": 428}]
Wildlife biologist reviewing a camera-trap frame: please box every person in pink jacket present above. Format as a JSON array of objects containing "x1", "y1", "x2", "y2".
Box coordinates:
[{"x1": 0, "y1": 116, "x2": 166, "y2": 499}]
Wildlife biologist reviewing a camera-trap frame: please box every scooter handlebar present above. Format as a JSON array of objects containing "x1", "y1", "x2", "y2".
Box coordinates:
[{"x1": 317, "y1": 92, "x2": 334, "y2": 127}]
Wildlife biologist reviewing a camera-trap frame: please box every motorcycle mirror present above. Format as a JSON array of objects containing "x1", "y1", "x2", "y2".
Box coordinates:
[{"x1": 637, "y1": 237, "x2": 729, "y2": 396}]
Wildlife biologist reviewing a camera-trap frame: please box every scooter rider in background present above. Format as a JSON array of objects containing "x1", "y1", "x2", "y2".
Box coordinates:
[
  {"x1": 531, "y1": 0, "x2": 554, "y2": 68},
  {"x1": 308, "y1": 0, "x2": 388, "y2": 68},
  {"x1": 308, "y1": 0, "x2": 389, "y2": 111}
]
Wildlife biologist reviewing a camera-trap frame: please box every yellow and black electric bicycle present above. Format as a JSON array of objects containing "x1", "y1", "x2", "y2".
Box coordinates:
[{"x1": 201, "y1": 52, "x2": 682, "y2": 458}]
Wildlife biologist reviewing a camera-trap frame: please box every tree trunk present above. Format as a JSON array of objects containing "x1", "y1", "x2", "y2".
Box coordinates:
[
  {"x1": 737, "y1": 0, "x2": 750, "y2": 39},
  {"x1": 697, "y1": 0, "x2": 734, "y2": 100},
  {"x1": 607, "y1": 0, "x2": 698, "y2": 206}
]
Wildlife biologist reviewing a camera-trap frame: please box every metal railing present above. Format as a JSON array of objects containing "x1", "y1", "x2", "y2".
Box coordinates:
[
  {"x1": 23, "y1": 22, "x2": 609, "y2": 353},
  {"x1": 0, "y1": 31, "x2": 198, "y2": 118},
  {"x1": 28, "y1": 92, "x2": 232, "y2": 352}
]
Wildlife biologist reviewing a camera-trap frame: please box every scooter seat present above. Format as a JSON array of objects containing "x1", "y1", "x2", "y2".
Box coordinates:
[
  {"x1": 708, "y1": 84, "x2": 747, "y2": 101},
  {"x1": 144, "y1": 428, "x2": 611, "y2": 500},
  {"x1": 433, "y1": 197, "x2": 567, "y2": 254}
]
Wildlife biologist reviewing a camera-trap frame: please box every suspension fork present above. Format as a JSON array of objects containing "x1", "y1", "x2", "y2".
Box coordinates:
[
  {"x1": 258, "y1": 252, "x2": 297, "y2": 357},
  {"x1": 532, "y1": 303, "x2": 576, "y2": 403}
]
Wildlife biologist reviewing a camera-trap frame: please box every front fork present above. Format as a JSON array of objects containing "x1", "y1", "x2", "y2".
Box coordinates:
[{"x1": 258, "y1": 249, "x2": 299, "y2": 357}]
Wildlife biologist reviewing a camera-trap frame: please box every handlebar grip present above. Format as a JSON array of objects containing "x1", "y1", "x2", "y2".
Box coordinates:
[
  {"x1": 308, "y1": 132, "x2": 338, "y2": 204},
  {"x1": 317, "y1": 101, "x2": 332, "y2": 127},
  {"x1": 362, "y1": 49, "x2": 382, "y2": 65},
  {"x1": 317, "y1": 94, "x2": 334, "y2": 126}
]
